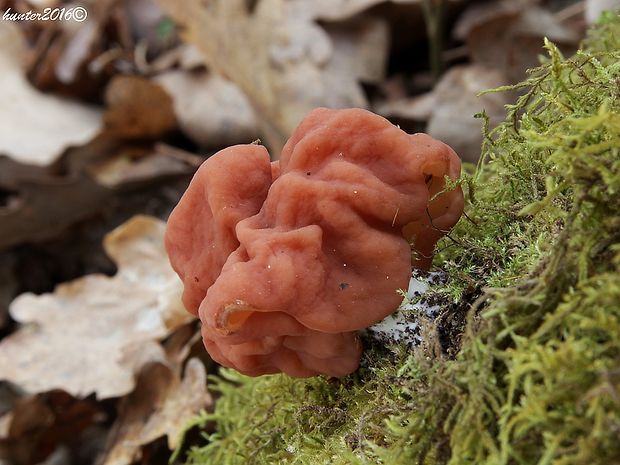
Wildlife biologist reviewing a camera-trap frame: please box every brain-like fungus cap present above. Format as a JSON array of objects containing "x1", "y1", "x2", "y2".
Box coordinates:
[{"x1": 165, "y1": 108, "x2": 464, "y2": 377}]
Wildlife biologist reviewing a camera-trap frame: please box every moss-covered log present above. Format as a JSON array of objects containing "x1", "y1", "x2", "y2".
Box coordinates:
[{"x1": 181, "y1": 13, "x2": 620, "y2": 465}]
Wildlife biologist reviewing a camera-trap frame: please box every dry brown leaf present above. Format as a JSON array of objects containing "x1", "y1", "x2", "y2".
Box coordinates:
[
  {"x1": 454, "y1": 0, "x2": 580, "y2": 82},
  {"x1": 0, "y1": 145, "x2": 113, "y2": 250},
  {"x1": 135, "y1": 43, "x2": 205, "y2": 75},
  {"x1": 288, "y1": 0, "x2": 421, "y2": 21},
  {"x1": 374, "y1": 92, "x2": 436, "y2": 122},
  {"x1": 103, "y1": 75, "x2": 177, "y2": 139},
  {"x1": 0, "y1": 216, "x2": 193, "y2": 399},
  {"x1": 155, "y1": 70, "x2": 259, "y2": 148},
  {"x1": 377, "y1": 65, "x2": 511, "y2": 163},
  {"x1": 87, "y1": 143, "x2": 200, "y2": 189},
  {"x1": 0, "y1": 390, "x2": 102, "y2": 465},
  {"x1": 54, "y1": 16, "x2": 99, "y2": 85},
  {"x1": 100, "y1": 358, "x2": 210, "y2": 465},
  {"x1": 98, "y1": 362, "x2": 171, "y2": 465},
  {"x1": 155, "y1": 0, "x2": 383, "y2": 152},
  {"x1": 0, "y1": 134, "x2": 197, "y2": 250},
  {"x1": 426, "y1": 65, "x2": 511, "y2": 163},
  {"x1": 139, "y1": 358, "x2": 209, "y2": 448},
  {"x1": 101, "y1": 217, "x2": 189, "y2": 330},
  {"x1": 323, "y1": 14, "x2": 389, "y2": 85},
  {"x1": 27, "y1": 0, "x2": 125, "y2": 98},
  {"x1": 0, "y1": 22, "x2": 102, "y2": 166}
]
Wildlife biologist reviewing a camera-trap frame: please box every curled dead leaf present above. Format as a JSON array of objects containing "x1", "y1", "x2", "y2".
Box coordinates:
[
  {"x1": 100, "y1": 358, "x2": 210, "y2": 465},
  {"x1": 103, "y1": 75, "x2": 177, "y2": 139},
  {"x1": 288, "y1": 0, "x2": 421, "y2": 22},
  {"x1": 374, "y1": 91, "x2": 436, "y2": 123},
  {"x1": 454, "y1": 0, "x2": 580, "y2": 81},
  {"x1": 0, "y1": 22, "x2": 102, "y2": 167},
  {"x1": 155, "y1": 70, "x2": 259, "y2": 148},
  {"x1": 0, "y1": 147, "x2": 113, "y2": 250},
  {"x1": 0, "y1": 132, "x2": 197, "y2": 250},
  {"x1": 0, "y1": 216, "x2": 193, "y2": 399},
  {"x1": 375, "y1": 65, "x2": 511, "y2": 163},
  {"x1": 0, "y1": 390, "x2": 102, "y2": 465},
  {"x1": 87, "y1": 143, "x2": 201, "y2": 189},
  {"x1": 26, "y1": 0, "x2": 130, "y2": 98},
  {"x1": 155, "y1": 0, "x2": 386, "y2": 152},
  {"x1": 425, "y1": 65, "x2": 511, "y2": 163},
  {"x1": 322, "y1": 14, "x2": 389, "y2": 86}
]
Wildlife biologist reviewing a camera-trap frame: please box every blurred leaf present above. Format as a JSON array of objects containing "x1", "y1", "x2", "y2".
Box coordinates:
[
  {"x1": 0, "y1": 145, "x2": 113, "y2": 250},
  {"x1": 103, "y1": 75, "x2": 177, "y2": 139},
  {"x1": 0, "y1": 135, "x2": 197, "y2": 250},
  {"x1": 0, "y1": 254, "x2": 17, "y2": 329},
  {"x1": 27, "y1": 0, "x2": 125, "y2": 98},
  {"x1": 100, "y1": 358, "x2": 211, "y2": 465},
  {"x1": 288, "y1": 0, "x2": 420, "y2": 21},
  {"x1": 155, "y1": 70, "x2": 259, "y2": 148},
  {"x1": 0, "y1": 22, "x2": 102, "y2": 167},
  {"x1": 0, "y1": 216, "x2": 193, "y2": 399},
  {"x1": 0, "y1": 390, "x2": 102, "y2": 465},
  {"x1": 454, "y1": 0, "x2": 580, "y2": 82},
  {"x1": 376, "y1": 65, "x2": 512, "y2": 163},
  {"x1": 586, "y1": 0, "x2": 620, "y2": 24},
  {"x1": 375, "y1": 92, "x2": 436, "y2": 123},
  {"x1": 322, "y1": 14, "x2": 389, "y2": 85},
  {"x1": 87, "y1": 143, "x2": 200, "y2": 189},
  {"x1": 155, "y1": 0, "x2": 388, "y2": 152},
  {"x1": 425, "y1": 64, "x2": 512, "y2": 163}
]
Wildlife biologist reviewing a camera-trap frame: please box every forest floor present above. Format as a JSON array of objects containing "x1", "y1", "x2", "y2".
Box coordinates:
[{"x1": 0, "y1": 1, "x2": 615, "y2": 464}]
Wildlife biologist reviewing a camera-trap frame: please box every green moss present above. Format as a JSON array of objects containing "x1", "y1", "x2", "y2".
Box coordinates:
[{"x1": 183, "y1": 14, "x2": 620, "y2": 465}]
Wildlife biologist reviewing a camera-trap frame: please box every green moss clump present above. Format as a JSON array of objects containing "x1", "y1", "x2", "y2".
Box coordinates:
[{"x1": 183, "y1": 14, "x2": 620, "y2": 465}]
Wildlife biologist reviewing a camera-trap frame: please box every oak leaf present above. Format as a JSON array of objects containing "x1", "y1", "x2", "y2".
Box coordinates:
[
  {"x1": 100, "y1": 358, "x2": 211, "y2": 465},
  {"x1": 0, "y1": 22, "x2": 101, "y2": 167},
  {"x1": 0, "y1": 216, "x2": 192, "y2": 399},
  {"x1": 154, "y1": 0, "x2": 383, "y2": 152}
]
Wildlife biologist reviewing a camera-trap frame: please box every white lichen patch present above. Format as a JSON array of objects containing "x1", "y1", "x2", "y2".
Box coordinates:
[{"x1": 367, "y1": 270, "x2": 446, "y2": 347}]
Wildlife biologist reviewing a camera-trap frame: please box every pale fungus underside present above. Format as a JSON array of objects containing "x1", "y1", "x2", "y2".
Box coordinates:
[{"x1": 181, "y1": 14, "x2": 620, "y2": 465}]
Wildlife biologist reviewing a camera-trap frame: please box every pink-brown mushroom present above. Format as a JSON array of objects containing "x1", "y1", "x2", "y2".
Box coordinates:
[{"x1": 165, "y1": 108, "x2": 463, "y2": 377}]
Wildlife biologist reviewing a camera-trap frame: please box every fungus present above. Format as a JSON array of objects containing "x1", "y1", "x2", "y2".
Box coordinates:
[{"x1": 165, "y1": 108, "x2": 463, "y2": 377}]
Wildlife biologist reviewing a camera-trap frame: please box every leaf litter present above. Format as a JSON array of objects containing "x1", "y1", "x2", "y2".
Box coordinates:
[{"x1": 0, "y1": 0, "x2": 594, "y2": 463}]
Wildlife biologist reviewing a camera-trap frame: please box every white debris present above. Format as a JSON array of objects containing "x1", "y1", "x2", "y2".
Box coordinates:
[{"x1": 367, "y1": 271, "x2": 445, "y2": 347}]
